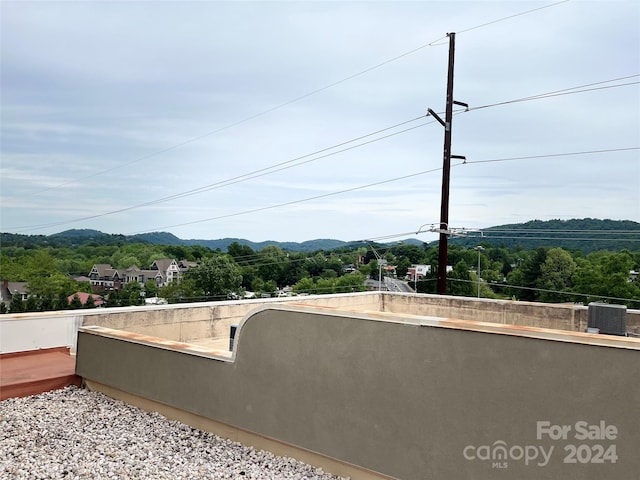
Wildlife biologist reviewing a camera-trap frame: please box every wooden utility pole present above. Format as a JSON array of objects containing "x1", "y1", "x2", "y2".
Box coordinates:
[{"x1": 427, "y1": 33, "x2": 466, "y2": 295}]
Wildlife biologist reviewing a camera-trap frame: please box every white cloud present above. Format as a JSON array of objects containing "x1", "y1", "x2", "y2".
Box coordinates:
[{"x1": 1, "y1": 1, "x2": 638, "y2": 242}]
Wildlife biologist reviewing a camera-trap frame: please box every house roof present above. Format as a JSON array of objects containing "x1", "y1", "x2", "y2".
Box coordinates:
[
  {"x1": 91, "y1": 264, "x2": 119, "y2": 278},
  {"x1": 6, "y1": 281, "x2": 28, "y2": 295},
  {"x1": 1, "y1": 281, "x2": 29, "y2": 302},
  {"x1": 150, "y1": 258, "x2": 177, "y2": 272},
  {"x1": 89, "y1": 261, "x2": 182, "y2": 284},
  {"x1": 179, "y1": 259, "x2": 198, "y2": 269},
  {"x1": 67, "y1": 292, "x2": 105, "y2": 306}
]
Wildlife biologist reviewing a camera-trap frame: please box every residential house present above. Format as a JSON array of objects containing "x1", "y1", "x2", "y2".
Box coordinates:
[
  {"x1": 88, "y1": 258, "x2": 191, "y2": 293},
  {"x1": 406, "y1": 264, "x2": 432, "y2": 282},
  {"x1": 67, "y1": 292, "x2": 105, "y2": 307},
  {"x1": 0, "y1": 279, "x2": 29, "y2": 305},
  {"x1": 178, "y1": 259, "x2": 198, "y2": 272},
  {"x1": 88, "y1": 264, "x2": 123, "y2": 292},
  {"x1": 383, "y1": 265, "x2": 397, "y2": 277},
  {"x1": 150, "y1": 258, "x2": 182, "y2": 284}
]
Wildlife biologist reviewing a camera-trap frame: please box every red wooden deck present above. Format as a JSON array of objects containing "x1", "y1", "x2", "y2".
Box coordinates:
[{"x1": 0, "y1": 347, "x2": 82, "y2": 401}]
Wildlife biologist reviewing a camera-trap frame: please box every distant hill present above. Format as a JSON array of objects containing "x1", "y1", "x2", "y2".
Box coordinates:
[
  {"x1": 448, "y1": 218, "x2": 640, "y2": 252},
  {"x1": 0, "y1": 230, "x2": 363, "y2": 253},
  {"x1": 129, "y1": 233, "x2": 352, "y2": 252},
  {"x1": 49, "y1": 229, "x2": 107, "y2": 238},
  {"x1": 131, "y1": 231, "x2": 182, "y2": 245},
  {"x1": 2, "y1": 229, "x2": 140, "y2": 248},
  {"x1": 2, "y1": 219, "x2": 637, "y2": 253}
]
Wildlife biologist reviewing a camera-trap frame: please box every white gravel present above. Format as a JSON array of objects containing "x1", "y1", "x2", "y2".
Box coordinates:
[{"x1": 0, "y1": 386, "x2": 348, "y2": 480}]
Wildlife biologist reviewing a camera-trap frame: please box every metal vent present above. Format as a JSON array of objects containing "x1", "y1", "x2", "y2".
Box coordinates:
[
  {"x1": 587, "y1": 302, "x2": 627, "y2": 336},
  {"x1": 230, "y1": 324, "x2": 239, "y2": 351}
]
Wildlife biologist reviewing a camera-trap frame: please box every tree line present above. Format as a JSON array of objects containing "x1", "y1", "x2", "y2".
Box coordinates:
[{"x1": 1, "y1": 239, "x2": 639, "y2": 313}]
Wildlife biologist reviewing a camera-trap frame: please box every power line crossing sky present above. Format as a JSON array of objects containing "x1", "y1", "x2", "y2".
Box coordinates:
[{"x1": 1, "y1": 1, "x2": 639, "y2": 242}]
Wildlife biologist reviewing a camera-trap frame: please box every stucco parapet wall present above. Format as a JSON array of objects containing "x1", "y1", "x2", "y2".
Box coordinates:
[
  {"x1": 79, "y1": 304, "x2": 640, "y2": 364},
  {"x1": 381, "y1": 292, "x2": 640, "y2": 333},
  {"x1": 77, "y1": 304, "x2": 640, "y2": 479},
  {"x1": 79, "y1": 325, "x2": 233, "y2": 361},
  {"x1": 242, "y1": 304, "x2": 640, "y2": 351},
  {"x1": 81, "y1": 292, "x2": 382, "y2": 342}
]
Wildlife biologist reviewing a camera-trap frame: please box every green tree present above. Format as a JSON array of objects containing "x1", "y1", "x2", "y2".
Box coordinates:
[
  {"x1": 144, "y1": 279, "x2": 159, "y2": 298},
  {"x1": 39, "y1": 294, "x2": 55, "y2": 312},
  {"x1": 304, "y1": 253, "x2": 328, "y2": 278},
  {"x1": 448, "y1": 260, "x2": 475, "y2": 297},
  {"x1": 390, "y1": 243, "x2": 428, "y2": 264},
  {"x1": 186, "y1": 255, "x2": 243, "y2": 300},
  {"x1": 120, "y1": 282, "x2": 144, "y2": 306},
  {"x1": 320, "y1": 268, "x2": 338, "y2": 279},
  {"x1": 572, "y1": 251, "x2": 640, "y2": 307},
  {"x1": 0, "y1": 253, "x2": 21, "y2": 280},
  {"x1": 396, "y1": 257, "x2": 411, "y2": 279},
  {"x1": 316, "y1": 278, "x2": 335, "y2": 294},
  {"x1": 251, "y1": 277, "x2": 264, "y2": 294},
  {"x1": 9, "y1": 294, "x2": 25, "y2": 313},
  {"x1": 158, "y1": 277, "x2": 201, "y2": 304},
  {"x1": 69, "y1": 294, "x2": 83, "y2": 309},
  {"x1": 509, "y1": 248, "x2": 548, "y2": 301},
  {"x1": 536, "y1": 248, "x2": 577, "y2": 302},
  {"x1": 281, "y1": 253, "x2": 306, "y2": 287},
  {"x1": 335, "y1": 273, "x2": 366, "y2": 293},
  {"x1": 256, "y1": 246, "x2": 289, "y2": 287},
  {"x1": 293, "y1": 277, "x2": 316, "y2": 294},
  {"x1": 26, "y1": 269, "x2": 79, "y2": 305},
  {"x1": 56, "y1": 292, "x2": 70, "y2": 310},
  {"x1": 263, "y1": 280, "x2": 277, "y2": 296},
  {"x1": 369, "y1": 260, "x2": 381, "y2": 281},
  {"x1": 85, "y1": 294, "x2": 96, "y2": 309},
  {"x1": 227, "y1": 242, "x2": 255, "y2": 261},
  {"x1": 113, "y1": 255, "x2": 140, "y2": 270},
  {"x1": 358, "y1": 262, "x2": 372, "y2": 278},
  {"x1": 25, "y1": 295, "x2": 39, "y2": 312}
]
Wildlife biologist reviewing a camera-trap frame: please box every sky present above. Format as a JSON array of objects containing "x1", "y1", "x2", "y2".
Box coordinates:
[{"x1": 1, "y1": 0, "x2": 639, "y2": 243}]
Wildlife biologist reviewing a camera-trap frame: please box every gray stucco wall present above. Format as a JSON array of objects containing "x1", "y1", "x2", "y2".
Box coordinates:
[
  {"x1": 383, "y1": 293, "x2": 640, "y2": 333},
  {"x1": 77, "y1": 293, "x2": 640, "y2": 345},
  {"x1": 80, "y1": 293, "x2": 382, "y2": 343},
  {"x1": 76, "y1": 305, "x2": 640, "y2": 480}
]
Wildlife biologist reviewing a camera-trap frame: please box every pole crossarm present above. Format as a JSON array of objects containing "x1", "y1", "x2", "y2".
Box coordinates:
[{"x1": 427, "y1": 108, "x2": 447, "y2": 129}]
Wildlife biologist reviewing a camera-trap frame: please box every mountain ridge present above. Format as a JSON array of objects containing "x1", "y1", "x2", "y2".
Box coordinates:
[{"x1": 2, "y1": 218, "x2": 639, "y2": 253}]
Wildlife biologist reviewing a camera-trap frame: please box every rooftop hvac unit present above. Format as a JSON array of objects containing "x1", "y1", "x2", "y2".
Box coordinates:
[{"x1": 587, "y1": 302, "x2": 627, "y2": 336}]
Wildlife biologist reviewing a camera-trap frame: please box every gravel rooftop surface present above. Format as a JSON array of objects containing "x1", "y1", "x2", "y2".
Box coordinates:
[{"x1": 0, "y1": 386, "x2": 348, "y2": 480}]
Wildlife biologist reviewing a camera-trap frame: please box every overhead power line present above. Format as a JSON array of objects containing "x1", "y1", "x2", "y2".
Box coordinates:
[
  {"x1": 363, "y1": 225, "x2": 640, "y2": 245},
  {"x1": 464, "y1": 147, "x2": 640, "y2": 165},
  {"x1": 471, "y1": 235, "x2": 640, "y2": 242},
  {"x1": 129, "y1": 142, "x2": 636, "y2": 235},
  {"x1": 127, "y1": 164, "x2": 455, "y2": 234},
  {"x1": 27, "y1": 0, "x2": 571, "y2": 198},
  {"x1": 9, "y1": 115, "x2": 433, "y2": 233},
  {"x1": 480, "y1": 229, "x2": 640, "y2": 234},
  {"x1": 468, "y1": 75, "x2": 640, "y2": 112},
  {"x1": 13, "y1": 73, "x2": 638, "y2": 235},
  {"x1": 446, "y1": 278, "x2": 640, "y2": 307},
  {"x1": 125, "y1": 116, "x2": 431, "y2": 206},
  {"x1": 456, "y1": 0, "x2": 570, "y2": 34},
  {"x1": 11, "y1": 142, "x2": 636, "y2": 234}
]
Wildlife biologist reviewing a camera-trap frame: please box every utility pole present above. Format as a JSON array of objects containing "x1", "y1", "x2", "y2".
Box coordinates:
[
  {"x1": 428, "y1": 32, "x2": 466, "y2": 295},
  {"x1": 476, "y1": 245, "x2": 484, "y2": 297},
  {"x1": 368, "y1": 243, "x2": 385, "y2": 292}
]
